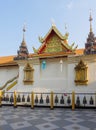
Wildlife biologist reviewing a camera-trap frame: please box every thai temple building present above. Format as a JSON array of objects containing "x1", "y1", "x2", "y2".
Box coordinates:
[{"x1": 0, "y1": 13, "x2": 96, "y2": 94}]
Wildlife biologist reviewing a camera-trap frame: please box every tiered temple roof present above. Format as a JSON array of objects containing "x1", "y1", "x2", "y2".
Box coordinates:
[
  {"x1": 85, "y1": 12, "x2": 96, "y2": 54},
  {"x1": 14, "y1": 27, "x2": 29, "y2": 60},
  {"x1": 2, "y1": 12, "x2": 96, "y2": 67},
  {"x1": 0, "y1": 24, "x2": 84, "y2": 66}
]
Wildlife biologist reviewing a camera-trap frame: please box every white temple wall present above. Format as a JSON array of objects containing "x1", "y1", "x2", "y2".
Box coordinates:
[
  {"x1": 0, "y1": 66, "x2": 18, "y2": 87},
  {"x1": 39, "y1": 58, "x2": 68, "y2": 92},
  {"x1": 67, "y1": 63, "x2": 75, "y2": 92},
  {"x1": 16, "y1": 58, "x2": 69, "y2": 93},
  {"x1": 2, "y1": 55, "x2": 96, "y2": 93},
  {"x1": 67, "y1": 55, "x2": 96, "y2": 93},
  {"x1": 16, "y1": 60, "x2": 41, "y2": 92}
]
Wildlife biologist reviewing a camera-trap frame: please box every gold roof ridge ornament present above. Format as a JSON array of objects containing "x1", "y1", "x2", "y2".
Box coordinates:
[{"x1": 64, "y1": 23, "x2": 69, "y2": 38}]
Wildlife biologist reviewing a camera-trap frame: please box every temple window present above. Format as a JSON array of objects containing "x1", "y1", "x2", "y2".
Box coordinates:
[
  {"x1": 74, "y1": 60, "x2": 88, "y2": 85},
  {"x1": 23, "y1": 63, "x2": 34, "y2": 85}
]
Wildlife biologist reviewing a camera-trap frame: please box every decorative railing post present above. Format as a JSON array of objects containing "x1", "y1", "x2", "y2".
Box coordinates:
[
  {"x1": 72, "y1": 91, "x2": 75, "y2": 110},
  {"x1": 14, "y1": 91, "x2": 17, "y2": 108},
  {"x1": 0, "y1": 90, "x2": 2, "y2": 107},
  {"x1": 95, "y1": 92, "x2": 96, "y2": 108},
  {"x1": 50, "y1": 91, "x2": 54, "y2": 110},
  {"x1": 31, "y1": 92, "x2": 34, "y2": 109}
]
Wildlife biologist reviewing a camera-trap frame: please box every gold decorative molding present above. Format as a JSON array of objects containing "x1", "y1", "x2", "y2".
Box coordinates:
[
  {"x1": 6, "y1": 80, "x2": 17, "y2": 91},
  {"x1": 74, "y1": 60, "x2": 88, "y2": 85},
  {"x1": 23, "y1": 63, "x2": 34, "y2": 85},
  {"x1": 0, "y1": 74, "x2": 18, "y2": 90}
]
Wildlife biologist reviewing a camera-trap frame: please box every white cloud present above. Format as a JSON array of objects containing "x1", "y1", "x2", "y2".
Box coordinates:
[{"x1": 67, "y1": 1, "x2": 73, "y2": 9}]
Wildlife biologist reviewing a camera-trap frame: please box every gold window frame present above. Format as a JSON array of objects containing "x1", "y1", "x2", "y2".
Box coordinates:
[
  {"x1": 23, "y1": 63, "x2": 34, "y2": 85},
  {"x1": 74, "y1": 60, "x2": 88, "y2": 85}
]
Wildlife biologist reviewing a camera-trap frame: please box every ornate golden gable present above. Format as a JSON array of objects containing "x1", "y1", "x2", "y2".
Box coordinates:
[
  {"x1": 74, "y1": 60, "x2": 88, "y2": 85},
  {"x1": 37, "y1": 26, "x2": 76, "y2": 54},
  {"x1": 43, "y1": 33, "x2": 62, "y2": 53}
]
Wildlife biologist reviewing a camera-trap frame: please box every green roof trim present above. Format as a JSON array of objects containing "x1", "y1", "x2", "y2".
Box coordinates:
[
  {"x1": 39, "y1": 25, "x2": 68, "y2": 43},
  {"x1": 61, "y1": 41, "x2": 78, "y2": 52}
]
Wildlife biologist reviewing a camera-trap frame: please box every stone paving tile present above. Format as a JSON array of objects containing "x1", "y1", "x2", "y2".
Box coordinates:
[
  {"x1": 0, "y1": 120, "x2": 8, "y2": 126},
  {"x1": 63, "y1": 123, "x2": 90, "y2": 130},
  {"x1": 0, "y1": 107, "x2": 96, "y2": 130},
  {"x1": 36, "y1": 122, "x2": 59, "y2": 130},
  {"x1": 0, "y1": 125, "x2": 13, "y2": 130},
  {"x1": 10, "y1": 121, "x2": 32, "y2": 130}
]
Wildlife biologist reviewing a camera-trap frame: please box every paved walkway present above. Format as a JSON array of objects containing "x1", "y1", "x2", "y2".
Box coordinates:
[{"x1": 0, "y1": 106, "x2": 96, "y2": 130}]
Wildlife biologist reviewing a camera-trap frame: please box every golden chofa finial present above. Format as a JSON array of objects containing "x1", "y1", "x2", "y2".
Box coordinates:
[
  {"x1": 89, "y1": 9, "x2": 93, "y2": 32},
  {"x1": 64, "y1": 23, "x2": 69, "y2": 38}
]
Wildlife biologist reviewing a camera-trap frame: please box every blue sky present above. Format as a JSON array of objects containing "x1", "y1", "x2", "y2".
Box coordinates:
[{"x1": 0, "y1": 0, "x2": 96, "y2": 56}]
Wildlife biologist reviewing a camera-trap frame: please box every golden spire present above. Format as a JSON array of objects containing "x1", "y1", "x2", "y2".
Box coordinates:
[
  {"x1": 23, "y1": 25, "x2": 26, "y2": 41},
  {"x1": 22, "y1": 25, "x2": 26, "y2": 46},
  {"x1": 89, "y1": 10, "x2": 93, "y2": 32}
]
